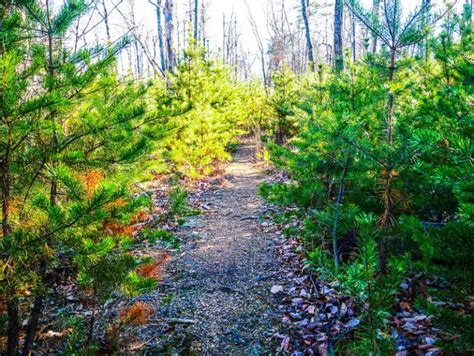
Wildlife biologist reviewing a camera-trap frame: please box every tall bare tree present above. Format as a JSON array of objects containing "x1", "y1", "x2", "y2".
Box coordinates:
[
  {"x1": 150, "y1": 0, "x2": 166, "y2": 71},
  {"x1": 100, "y1": 0, "x2": 111, "y2": 41},
  {"x1": 351, "y1": 10, "x2": 357, "y2": 62},
  {"x1": 164, "y1": 0, "x2": 175, "y2": 71},
  {"x1": 301, "y1": 0, "x2": 315, "y2": 71},
  {"x1": 371, "y1": 0, "x2": 380, "y2": 53},
  {"x1": 193, "y1": 0, "x2": 198, "y2": 40},
  {"x1": 200, "y1": 0, "x2": 210, "y2": 46},
  {"x1": 333, "y1": 0, "x2": 344, "y2": 71},
  {"x1": 245, "y1": 1, "x2": 269, "y2": 86}
]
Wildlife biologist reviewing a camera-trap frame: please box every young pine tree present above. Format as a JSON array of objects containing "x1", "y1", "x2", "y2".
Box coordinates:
[
  {"x1": 1, "y1": 1, "x2": 167, "y2": 353},
  {"x1": 159, "y1": 42, "x2": 246, "y2": 178}
]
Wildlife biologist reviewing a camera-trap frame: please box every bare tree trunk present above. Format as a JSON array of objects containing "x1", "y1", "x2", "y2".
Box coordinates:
[
  {"x1": 233, "y1": 17, "x2": 238, "y2": 77},
  {"x1": 332, "y1": 155, "x2": 351, "y2": 271},
  {"x1": 101, "y1": 0, "x2": 111, "y2": 41},
  {"x1": 7, "y1": 299, "x2": 19, "y2": 355},
  {"x1": 164, "y1": 0, "x2": 175, "y2": 71},
  {"x1": 245, "y1": 0, "x2": 268, "y2": 87},
  {"x1": 351, "y1": 11, "x2": 356, "y2": 62},
  {"x1": 2, "y1": 137, "x2": 19, "y2": 355},
  {"x1": 154, "y1": 0, "x2": 166, "y2": 71},
  {"x1": 193, "y1": 0, "x2": 198, "y2": 40},
  {"x1": 23, "y1": 4, "x2": 56, "y2": 351},
  {"x1": 222, "y1": 13, "x2": 226, "y2": 62},
  {"x1": 325, "y1": 17, "x2": 331, "y2": 64},
  {"x1": 420, "y1": 0, "x2": 430, "y2": 60},
  {"x1": 1, "y1": 149, "x2": 11, "y2": 274},
  {"x1": 371, "y1": 0, "x2": 380, "y2": 53},
  {"x1": 333, "y1": 0, "x2": 344, "y2": 71},
  {"x1": 301, "y1": 0, "x2": 315, "y2": 71},
  {"x1": 22, "y1": 261, "x2": 45, "y2": 356},
  {"x1": 200, "y1": 0, "x2": 208, "y2": 46}
]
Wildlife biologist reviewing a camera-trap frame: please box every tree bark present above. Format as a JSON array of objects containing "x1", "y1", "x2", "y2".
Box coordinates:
[
  {"x1": 193, "y1": 0, "x2": 198, "y2": 41},
  {"x1": 387, "y1": 48, "x2": 396, "y2": 146},
  {"x1": 419, "y1": 0, "x2": 430, "y2": 61},
  {"x1": 2, "y1": 7, "x2": 19, "y2": 351},
  {"x1": 351, "y1": 12, "x2": 357, "y2": 62},
  {"x1": 22, "y1": 262, "x2": 46, "y2": 356},
  {"x1": 7, "y1": 299, "x2": 19, "y2": 355},
  {"x1": 301, "y1": 0, "x2": 315, "y2": 71},
  {"x1": 1, "y1": 151, "x2": 10, "y2": 253},
  {"x1": 2, "y1": 147, "x2": 19, "y2": 356},
  {"x1": 333, "y1": 0, "x2": 344, "y2": 72},
  {"x1": 371, "y1": 0, "x2": 380, "y2": 53},
  {"x1": 101, "y1": 0, "x2": 111, "y2": 42},
  {"x1": 164, "y1": 0, "x2": 175, "y2": 71},
  {"x1": 154, "y1": 0, "x2": 166, "y2": 71},
  {"x1": 332, "y1": 155, "x2": 351, "y2": 271}
]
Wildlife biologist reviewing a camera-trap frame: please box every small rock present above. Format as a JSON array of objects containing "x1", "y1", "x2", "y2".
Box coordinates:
[
  {"x1": 271, "y1": 285, "x2": 284, "y2": 294},
  {"x1": 292, "y1": 298, "x2": 304, "y2": 306}
]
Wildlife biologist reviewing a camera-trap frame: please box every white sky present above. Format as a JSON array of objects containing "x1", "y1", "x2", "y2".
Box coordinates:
[
  {"x1": 76, "y1": 0, "x2": 461, "y2": 76},
  {"x1": 128, "y1": 0, "x2": 435, "y2": 51}
]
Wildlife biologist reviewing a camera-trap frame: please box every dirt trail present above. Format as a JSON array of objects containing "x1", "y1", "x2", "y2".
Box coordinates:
[{"x1": 161, "y1": 143, "x2": 282, "y2": 354}]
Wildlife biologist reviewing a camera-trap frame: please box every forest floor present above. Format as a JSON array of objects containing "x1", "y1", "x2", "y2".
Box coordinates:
[{"x1": 143, "y1": 142, "x2": 284, "y2": 353}]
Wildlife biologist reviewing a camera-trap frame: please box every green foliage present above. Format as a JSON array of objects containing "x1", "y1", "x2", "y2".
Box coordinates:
[
  {"x1": 142, "y1": 228, "x2": 180, "y2": 250},
  {"x1": 159, "y1": 43, "x2": 246, "y2": 178},
  {"x1": 268, "y1": 67, "x2": 301, "y2": 144},
  {"x1": 308, "y1": 214, "x2": 406, "y2": 353},
  {"x1": 0, "y1": 1, "x2": 169, "y2": 353},
  {"x1": 167, "y1": 186, "x2": 199, "y2": 223},
  {"x1": 414, "y1": 297, "x2": 474, "y2": 353},
  {"x1": 63, "y1": 315, "x2": 98, "y2": 355},
  {"x1": 261, "y1": 4, "x2": 473, "y2": 353}
]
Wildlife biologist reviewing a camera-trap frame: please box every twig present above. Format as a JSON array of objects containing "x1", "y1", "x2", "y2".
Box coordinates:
[{"x1": 149, "y1": 318, "x2": 198, "y2": 325}]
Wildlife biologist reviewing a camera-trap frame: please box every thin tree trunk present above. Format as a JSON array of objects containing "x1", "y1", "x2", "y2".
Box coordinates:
[
  {"x1": 420, "y1": 0, "x2": 431, "y2": 61},
  {"x1": 387, "y1": 49, "x2": 396, "y2": 146},
  {"x1": 1, "y1": 147, "x2": 10, "y2": 258},
  {"x1": 193, "y1": 0, "x2": 198, "y2": 40},
  {"x1": 301, "y1": 0, "x2": 315, "y2": 71},
  {"x1": 2, "y1": 144, "x2": 19, "y2": 355},
  {"x1": 155, "y1": 0, "x2": 166, "y2": 71},
  {"x1": 86, "y1": 297, "x2": 97, "y2": 345},
  {"x1": 23, "y1": 4, "x2": 56, "y2": 351},
  {"x1": 134, "y1": 41, "x2": 141, "y2": 76},
  {"x1": 101, "y1": 0, "x2": 111, "y2": 41},
  {"x1": 22, "y1": 261, "x2": 46, "y2": 356},
  {"x1": 351, "y1": 12, "x2": 356, "y2": 62},
  {"x1": 200, "y1": 0, "x2": 207, "y2": 46},
  {"x1": 332, "y1": 155, "x2": 351, "y2": 271},
  {"x1": 371, "y1": 0, "x2": 380, "y2": 53},
  {"x1": 378, "y1": 47, "x2": 397, "y2": 273},
  {"x1": 7, "y1": 299, "x2": 19, "y2": 355},
  {"x1": 333, "y1": 0, "x2": 344, "y2": 71},
  {"x1": 164, "y1": 0, "x2": 175, "y2": 71},
  {"x1": 2, "y1": 10, "x2": 18, "y2": 351},
  {"x1": 222, "y1": 13, "x2": 226, "y2": 62}
]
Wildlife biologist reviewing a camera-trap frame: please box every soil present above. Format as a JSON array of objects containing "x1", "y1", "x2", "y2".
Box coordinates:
[{"x1": 141, "y1": 142, "x2": 284, "y2": 354}]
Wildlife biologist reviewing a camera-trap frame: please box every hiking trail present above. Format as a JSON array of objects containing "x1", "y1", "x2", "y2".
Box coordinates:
[{"x1": 156, "y1": 142, "x2": 283, "y2": 353}]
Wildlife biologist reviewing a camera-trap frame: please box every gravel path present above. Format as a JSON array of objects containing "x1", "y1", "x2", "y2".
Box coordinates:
[{"x1": 161, "y1": 143, "x2": 282, "y2": 354}]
